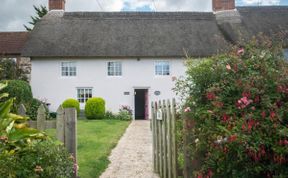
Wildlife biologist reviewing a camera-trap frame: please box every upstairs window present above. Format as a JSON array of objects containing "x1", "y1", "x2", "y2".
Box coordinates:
[
  {"x1": 77, "y1": 88, "x2": 92, "y2": 103},
  {"x1": 61, "y1": 62, "x2": 76, "y2": 76},
  {"x1": 108, "y1": 62, "x2": 122, "y2": 76},
  {"x1": 284, "y1": 49, "x2": 288, "y2": 60},
  {"x1": 155, "y1": 61, "x2": 170, "y2": 76}
]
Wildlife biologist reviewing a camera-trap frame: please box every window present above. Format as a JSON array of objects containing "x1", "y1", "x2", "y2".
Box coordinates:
[
  {"x1": 61, "y1": 62, "x2": 76, "y2": 76},
  {"x1": 77, "y1": 88, "x2": 92, "y2": 103},
  {"x1": 155, "y1": 61, "x2": 170, "y2": 76},
  {"x1": 108, "y1": 62, "x2": 122, "y2": 76},
  {"x1": 284, "y1": 49, "x2": 288, "y2": 60}
]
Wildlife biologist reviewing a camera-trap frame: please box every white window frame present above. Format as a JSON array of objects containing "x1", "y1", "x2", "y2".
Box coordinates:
[
  {"x1": 107, "y1": 61, "x2": 122, "y2": 76},
  {"x1": 61, "y1": 61, "x2": 77, "y2": 77},
  {"x1": 284, "y1": 49, "x2": 288, "y2": 60},
  {"x1": 77, "y1": 88, "x2": 93, "y2": 103},
  {"x1": 155, "y1": 60, "x2": 170, "y2": 76}
]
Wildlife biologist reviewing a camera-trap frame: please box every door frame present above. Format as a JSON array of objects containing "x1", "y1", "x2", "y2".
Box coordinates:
[{"x1": 133, "y1": 87, "x2": 150, "y2": 120}]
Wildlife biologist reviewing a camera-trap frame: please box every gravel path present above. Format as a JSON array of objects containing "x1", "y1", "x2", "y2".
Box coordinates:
[{"x1": 100, "y1": 120, "x2": 159, "y2": 178}]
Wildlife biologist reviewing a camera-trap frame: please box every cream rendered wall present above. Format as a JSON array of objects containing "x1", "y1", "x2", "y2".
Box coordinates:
[{"x1": 31, "y1": 58, "x2": 186, "y2": 119}]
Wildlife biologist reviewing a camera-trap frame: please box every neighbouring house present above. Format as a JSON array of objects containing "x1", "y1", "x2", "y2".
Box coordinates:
[
  {"x1": 22, "y1": 0, "x2": 288, "y2": 119},
  {"x1": 0, "y1": 32, "x2": 31, "y2": 80}
]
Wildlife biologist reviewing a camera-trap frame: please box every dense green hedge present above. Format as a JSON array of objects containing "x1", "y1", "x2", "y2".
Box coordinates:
[
  {"x1": 85, "y1": 97, "x2": 105, "y2": 120},
  {"x1": 176, "y1": 37, "x2": 288, "y2": 177},
  {"x1": 62, "y1": 98, "x2": 80, "y2": 113},
  {"x1": 2, "y1": 80, "x2": 32, "y2": 105}
]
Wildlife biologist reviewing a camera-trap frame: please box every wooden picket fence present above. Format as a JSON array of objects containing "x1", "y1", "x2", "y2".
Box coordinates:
[
  {"x1": 151, "y1": 99, "x2": 177, "y2": 178},
  {"x1": 18, "y1": 104, "x2": 78, "y2": 177}
]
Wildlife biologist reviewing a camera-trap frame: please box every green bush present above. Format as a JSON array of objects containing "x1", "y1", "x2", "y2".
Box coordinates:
[
  {"x1": 176, "y1": 37, "x2": 288, "y2": 177},
  {"x1": 0, "y1": 140, "x2": 74, "y2": 178},
  {"x1": 85, "y1": 97, "x2": 105, "y2": 120},
  {"x1": 105, "y1": 111, "x2": 117, "y2": 120},
  {"x1": 62, "y1": 98, "x2": 80, "y2": 113},
  {"x1": 26, "y1": 98, "x2": 49, "y2": 120},
  {"x1": 2, "y1": 80, "x2": 32, "y2": 105},
  {"x1": 0, "y1": 82, "x2": 74, "y2": 178}
]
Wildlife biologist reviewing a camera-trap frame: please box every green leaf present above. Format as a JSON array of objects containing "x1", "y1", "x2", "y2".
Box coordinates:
[
  {"x1": 0, "y1": 99, "x2": 13, "y2": 119},
  {"x1": 217, "y1": 125, "x2": 231, "y2": 135},
  {"x1": 8, "y1": 128, "x2": 42, "y2": 141},
  {"x1": 6, "y1": 120, "x2": 14, "y2": 134}
]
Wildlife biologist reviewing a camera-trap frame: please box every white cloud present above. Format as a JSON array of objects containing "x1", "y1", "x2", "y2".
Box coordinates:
[
  {"x1": 241, "y1": 0, "x2": 280, "y2": 5},
  {"x1": 121, "y1": 0, "x2": 212, "y2": 11}
]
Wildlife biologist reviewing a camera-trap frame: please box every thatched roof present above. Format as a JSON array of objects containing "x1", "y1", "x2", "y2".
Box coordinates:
[{"x1": 22, "y1": 6, "x2": 288, "y2": 58}]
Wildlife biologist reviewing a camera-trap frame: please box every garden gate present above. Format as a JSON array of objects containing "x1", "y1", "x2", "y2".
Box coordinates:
[{"x1": 151, "y1": 99, "x2": 178, "y2": 178}]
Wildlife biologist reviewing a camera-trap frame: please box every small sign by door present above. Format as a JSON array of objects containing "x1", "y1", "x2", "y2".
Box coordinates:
[{"x1": 157, "y1": 109, "x2": 162, "y2": 120}]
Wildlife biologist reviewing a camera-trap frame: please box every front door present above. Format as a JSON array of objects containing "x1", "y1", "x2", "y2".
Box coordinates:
[{"x1": 134, "y1": 89, "x2": 148, "y2": 120}]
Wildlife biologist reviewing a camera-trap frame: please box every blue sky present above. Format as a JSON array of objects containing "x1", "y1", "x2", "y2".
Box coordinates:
[{"x1": 0, "y1": 0, "x2": 288, "y2": 31}]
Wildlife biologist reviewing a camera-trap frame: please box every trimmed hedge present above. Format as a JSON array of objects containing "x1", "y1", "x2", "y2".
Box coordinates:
[
  {"x1": 85, "y1": 97, "x2": 105, "y2": 120},
  {"x1": 62, "y1": 98, "x2": 80, "y2": 113}
]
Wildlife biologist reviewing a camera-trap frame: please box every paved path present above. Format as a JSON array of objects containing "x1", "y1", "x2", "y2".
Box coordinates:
[{"x1": 100, "y1": 120, "x2": 159, "y2": 178}]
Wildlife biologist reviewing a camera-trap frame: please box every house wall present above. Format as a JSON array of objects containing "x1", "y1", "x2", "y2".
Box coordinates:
[{"x1": 31, "y1": 58, "x2": 186, "y2": 119}]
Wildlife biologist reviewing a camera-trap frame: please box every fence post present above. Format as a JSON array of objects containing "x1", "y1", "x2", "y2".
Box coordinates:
[
  {"x1": 155, "y1": 102, "x2": 160, "y2": 174},
  {"x1": 56, "y1": 105, "x2": 65, "y2": 143},
  {"x1": 18, "y1": 104, "x2": 26, "y2": 116},
  {"x1": 166, "y1": 99, "x2": 172, "y2": 178},
  {"x1": 171, "y1": 98, "x2": 177, "y2": 178},
  {"x1": 64, "y1": 108, "x2": 77, "y2": 177},
  {"x1": 152, "y1": 102, "x2": 156, "y2": 172},
  {"x1": 158, "y1": 100, "x2": 163, "y2": 177},
  {"x1": 37, "y1": 104, "x2": 46, "y2": 131},
  {"x1": 162, "y1": 100, "x2": 168, "y2": 178}
]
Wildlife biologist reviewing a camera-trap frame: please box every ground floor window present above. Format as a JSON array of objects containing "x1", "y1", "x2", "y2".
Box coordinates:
[{"x1": 77, "y1": 88, "x2": 92, "y2": 103}]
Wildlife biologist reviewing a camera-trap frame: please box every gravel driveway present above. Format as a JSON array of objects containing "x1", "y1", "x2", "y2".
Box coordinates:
[{"x1": 100, "y1": 120, "x2": 159, "y2": 178}]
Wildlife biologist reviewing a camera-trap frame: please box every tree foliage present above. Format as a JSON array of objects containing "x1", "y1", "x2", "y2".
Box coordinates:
[
  {"x1": 0, "y1": 58, "x2": 28, "y2": 82},
  {"x1": 24, "y1": 5, "x2": 48, "y2": 31}
]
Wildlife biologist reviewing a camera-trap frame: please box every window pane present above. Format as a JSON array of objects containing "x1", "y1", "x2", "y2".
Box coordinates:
[
  {"x1": 155, "y1": 61, "x2": 170, "y2": 76},
  {"x1": 61, "y1": 62, "x2": 76, "y2": 76},
  {"x1": 108, "y1": 62, "x2": 122, "y2": 76},
  {"x1": 77, "y1": 88, "x2": 92, "y2": 103}
]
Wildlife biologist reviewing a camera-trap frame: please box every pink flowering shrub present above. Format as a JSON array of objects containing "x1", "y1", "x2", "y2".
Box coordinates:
[{"x1": 176, "y1": 37, "x2": 288, "y2": 177}]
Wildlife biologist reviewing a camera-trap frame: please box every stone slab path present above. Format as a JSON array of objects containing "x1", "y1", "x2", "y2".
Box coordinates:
[{"x1": 100, "y1": 120, "x2": 159, "y2": 178}]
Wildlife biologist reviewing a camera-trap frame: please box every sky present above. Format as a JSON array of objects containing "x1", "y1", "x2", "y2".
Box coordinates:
[{"x1": 0, "y1": 0, "x2": 287, "y2": 31}]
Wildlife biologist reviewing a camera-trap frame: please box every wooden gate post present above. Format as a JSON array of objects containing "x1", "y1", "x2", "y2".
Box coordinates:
[
  {"x1": 64, "y1": 108, "x2": 77, "y2": 177},
  {"x1": 18, "y1": 104, "x2": 26, "y2": 116},
  {"x1": 37, "y1": 104, "x2": 46, "y2": 131},
  {"x1": 56, "y1": 106, "x2": 65, "y2": 143}
]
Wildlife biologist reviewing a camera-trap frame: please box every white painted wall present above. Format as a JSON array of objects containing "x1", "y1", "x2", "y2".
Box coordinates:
[{"x1": 31, "y1": 58, "x2": 186, "y2": 118}]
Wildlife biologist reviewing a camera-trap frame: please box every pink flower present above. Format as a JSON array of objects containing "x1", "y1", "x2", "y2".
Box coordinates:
[
  {"x1": 237, "y1": 47, "x2": 245, "y2": 55},
  {"x1": 226, "y1": 64, "x2": 231, "y2": 70},
  {"x1": 222, "y1": 113, "x2": 229, "y2": 122},
  {"x1": 184, "y1": 107, "x2": 191, "y2": 113},
  {"x1": 206, "y1": 92, "x2": 216, "y2": 100},
  {"x1": 229, "y1": 135, "x2": 237, "y2": 142},
  {"x1": 237, "y1": 96, "x2": 253, "y2": 109}
]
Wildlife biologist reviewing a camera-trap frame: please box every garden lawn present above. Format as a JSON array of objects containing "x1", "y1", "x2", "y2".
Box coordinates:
[{"x1": 45, "y1": 120, "x2": 130, "y2": 178}]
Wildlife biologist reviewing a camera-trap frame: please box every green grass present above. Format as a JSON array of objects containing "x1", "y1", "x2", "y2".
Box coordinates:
[{"x1": 45, "y1": 120, "x2": 130, "y2": 178}]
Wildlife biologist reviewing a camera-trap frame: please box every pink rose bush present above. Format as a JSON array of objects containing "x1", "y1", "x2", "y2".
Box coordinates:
[{"x1": 176, "y1": 36, "x2": 288, "y2": 177}]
